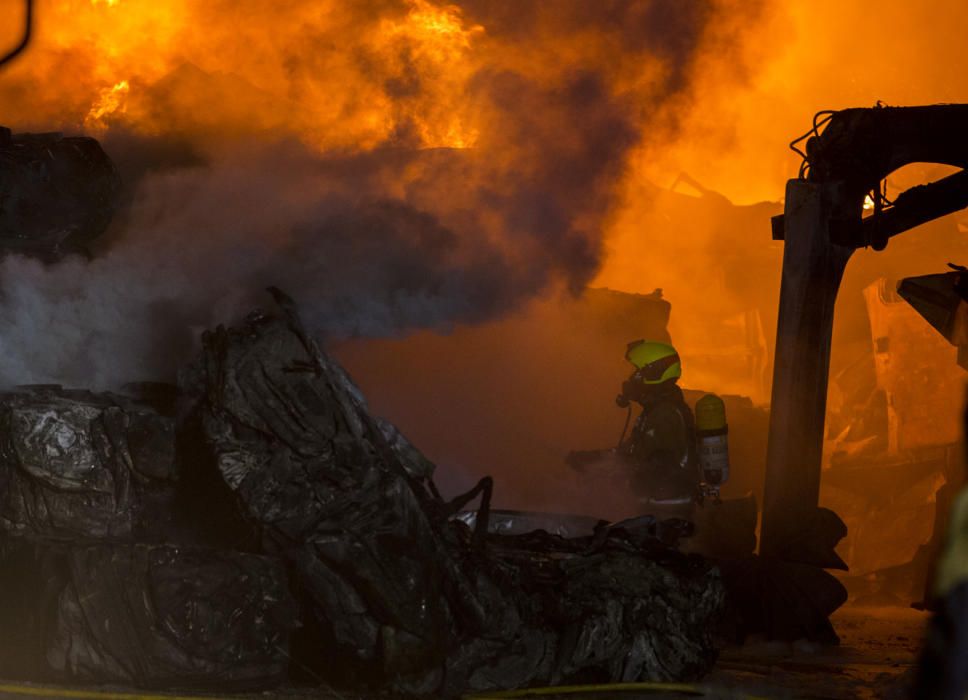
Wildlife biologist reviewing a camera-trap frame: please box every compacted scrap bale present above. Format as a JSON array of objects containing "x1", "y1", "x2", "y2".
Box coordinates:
[
  {"x1": 183, "y1": 288, "x2": 726, "y2": 696},
  {"x1": 0, "y1": 127, "x2": 120, "y2": 259},
  {"x1": 0, "y1": 387, "x2": 177, "y2": 540},
  {"x1": 47, "y1": 543, "x2": 297, "y2": 689},
  {"x1": 0, "y1": 387, "x2": 298, "y2": 690}
]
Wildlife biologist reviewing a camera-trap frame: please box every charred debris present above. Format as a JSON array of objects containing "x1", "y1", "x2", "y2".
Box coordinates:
[
  {"x1": 0, "y1": 127, "x2": 119, "y2": 260},
  {"x1": 0, "y1": 126, "x2": 850, "y2": 696}
]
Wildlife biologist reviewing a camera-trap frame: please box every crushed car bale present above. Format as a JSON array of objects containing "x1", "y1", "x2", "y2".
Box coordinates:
[
  {"x1": 0, "y1": 387, "x2": 299, "y2": 691},
  {"x1": 0, "y1": 387, "x2": 177, "y2": 541},
  {"x1": 0, "y1": 127, "x2": 120, "y2": 260}
]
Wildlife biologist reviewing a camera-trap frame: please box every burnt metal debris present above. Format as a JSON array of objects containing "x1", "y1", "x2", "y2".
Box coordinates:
[{"x1": 0, "y1": 127, "x2": 120, "y2": 260}]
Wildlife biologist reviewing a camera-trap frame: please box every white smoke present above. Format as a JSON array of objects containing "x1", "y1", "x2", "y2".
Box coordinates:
[{"x1": 0, "y1": 146, "x2": 524, "y2": 387}]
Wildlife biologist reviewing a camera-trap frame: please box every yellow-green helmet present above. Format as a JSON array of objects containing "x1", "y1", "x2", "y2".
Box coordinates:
[{"x1": 625, "y1": 339, "x2": 681, "y2": 385}]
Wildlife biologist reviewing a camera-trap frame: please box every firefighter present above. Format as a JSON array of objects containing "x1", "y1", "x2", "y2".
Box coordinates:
[
  {"x1": 913, "y1": 395, "x2": 968, "y2": 700},
  {"x1": 616, "y1": 340, "x2": 702, "y2": 513}
]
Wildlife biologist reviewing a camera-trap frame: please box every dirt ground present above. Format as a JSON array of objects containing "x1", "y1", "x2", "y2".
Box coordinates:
[{"x1": 0, "y1": 604, "x2": 929, "y2": 700}]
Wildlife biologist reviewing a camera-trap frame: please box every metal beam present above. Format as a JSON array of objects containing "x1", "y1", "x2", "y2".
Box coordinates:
[
  {"x1": 834, "y1": 169, "x2": 968, "y2": 247},
  {"x1": 761, "y1": 180, "x2": 853, "y2": 557}
]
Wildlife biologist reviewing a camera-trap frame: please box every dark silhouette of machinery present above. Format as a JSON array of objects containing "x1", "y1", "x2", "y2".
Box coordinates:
[
  {"x1": 0, "y1": 0, "x2": 32, "y2": 68},
  {"x1": 764, "y1": 105, "x2": 968, "y2": 559}
]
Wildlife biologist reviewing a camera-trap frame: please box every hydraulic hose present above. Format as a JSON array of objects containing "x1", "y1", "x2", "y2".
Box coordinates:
[
  {"x1": 0, "y1": 0, "x2": 32, "y2": 68},
  {"x1": 616, "y1": 403, "x2": 632, "y2": 448}
]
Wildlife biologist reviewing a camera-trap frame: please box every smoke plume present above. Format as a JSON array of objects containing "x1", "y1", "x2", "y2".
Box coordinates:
[{"x1": 0, "y1": 0, "x2": 764, "y2": 388}]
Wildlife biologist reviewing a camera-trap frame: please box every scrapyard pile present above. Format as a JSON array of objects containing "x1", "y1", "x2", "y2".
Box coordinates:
[{"x1": 0, "y1": 288, "x2": 726, "y2": 696}]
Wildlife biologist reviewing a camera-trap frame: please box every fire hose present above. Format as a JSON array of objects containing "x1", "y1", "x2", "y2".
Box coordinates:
[
  {"x1": 465, "y1": 681, "x2": 769, "y2": 699},
  {"x1": 0, "y1": 682, "x2": 244, "y2": 699},
  {"x1": 616, "y1": 402, "x2": 632, "y2": 448}
]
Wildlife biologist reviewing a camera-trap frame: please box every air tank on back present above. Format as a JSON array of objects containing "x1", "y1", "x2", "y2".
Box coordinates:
[{"x1": 696, "y1": 393, "x2": 730, "y2": 499}]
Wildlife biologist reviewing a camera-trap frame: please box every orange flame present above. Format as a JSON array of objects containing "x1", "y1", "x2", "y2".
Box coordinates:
[
  {"x1": 1, "y1": 0, "x2": 493, "y2": 152},
  {"x1": 84, "y1": 79, "x2": 129, "y2": 128}
]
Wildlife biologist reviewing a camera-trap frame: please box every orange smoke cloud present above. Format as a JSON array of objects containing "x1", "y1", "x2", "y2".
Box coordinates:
[
  {"x1": 1, "y1": 0, "x2": 750, "y2": 151},
  {"x1": 0, "y1": 0, "x2": 774, "y2": 389},
  {"x1": 615, "y1": 0, "x2": 968, "y2": 206},
  {"x1": 3, "y1": 0, "x2": 482, "y2": 149},
  {"x1": 587, "y1": 0, "x2": 968, "y2": 403},
  {"x1": 1, "y1": 0, "x2": 964, "y2": 392}
]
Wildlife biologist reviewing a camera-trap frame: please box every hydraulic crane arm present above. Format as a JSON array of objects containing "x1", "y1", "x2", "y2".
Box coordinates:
[
  {"x1": 774, "y1": 105, "x2": 968, "y2": 250},
  {"x1": 805, "y1": 105, "x2": 968, "y2": 186},
  {"x1": 763, "y1": 104, "x2": 968, "y2": 559}
]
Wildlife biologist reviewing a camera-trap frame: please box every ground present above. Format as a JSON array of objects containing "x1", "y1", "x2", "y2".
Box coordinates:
[
  {"x1": 0, "y1": 605, "x2": 928, "y2": 700},
  {"x1": 705, "y1": 605, "x2": 926, "y2": 699}
]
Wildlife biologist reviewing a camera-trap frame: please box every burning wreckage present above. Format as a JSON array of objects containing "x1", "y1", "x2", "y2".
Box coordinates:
[{"x1": 0, "y1": 127, "x2": 855, "y2": 695}]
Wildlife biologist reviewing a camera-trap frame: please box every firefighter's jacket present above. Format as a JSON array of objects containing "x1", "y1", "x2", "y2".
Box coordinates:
[
  {"x1": 622, "y1": 382, "x2": 700, "y2": 502},
  {"x1": 912, "y1": 487, "x2": 968, "y2": 699}
]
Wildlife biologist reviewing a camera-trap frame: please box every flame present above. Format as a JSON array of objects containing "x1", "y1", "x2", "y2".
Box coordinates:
[
  {"x1": 372, "y1": 0, "x2": 485, "y2": 149},
  {"x1": 863, "y1": 194, "x2": 875, "y2": 211},
  {"x1": 84, "y1": 79, "x2": 129, "y2": 129},
  {"x1": 0, "y1": 1, "x2": 466, "y2": 150},
  {"x1": 1, "y1": 2, "x2": 965, "y2": 228},
  {"x1": 399, "y1": 0, "x2": 480, "y2": 47},
  {"x1": 0, "y1": 0, "x2": 488, "y2": 151}
]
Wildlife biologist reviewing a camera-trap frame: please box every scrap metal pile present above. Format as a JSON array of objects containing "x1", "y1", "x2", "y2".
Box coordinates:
[{"x1": 0, "y1": 288, "x2": 727, "y2": 696}]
